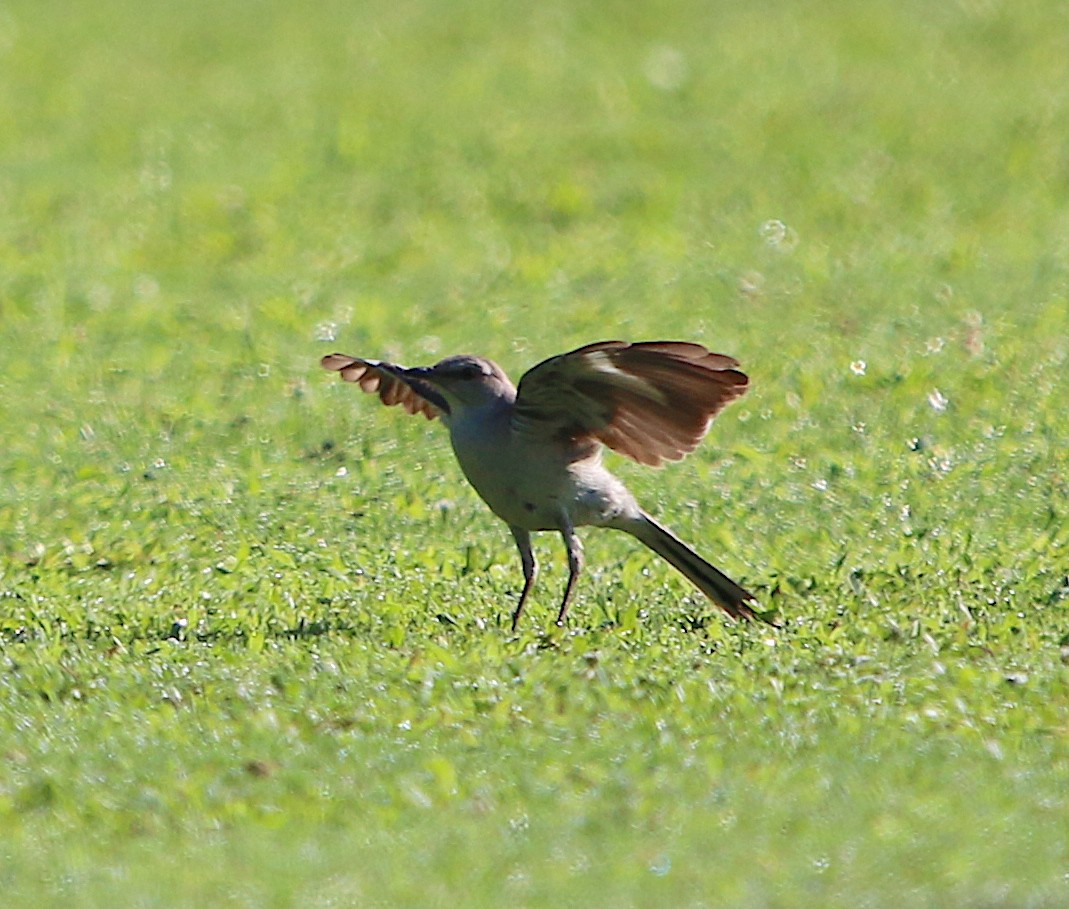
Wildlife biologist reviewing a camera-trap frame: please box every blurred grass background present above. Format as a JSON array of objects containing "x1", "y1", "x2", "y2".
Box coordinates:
[{"x1": 1, "y1": 0, "x2": 1068, "y2": 906}]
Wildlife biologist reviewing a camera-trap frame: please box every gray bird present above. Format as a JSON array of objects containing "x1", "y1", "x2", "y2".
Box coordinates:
[{"x1": 322, "y1": 340, "x2": 770, "y2": 630}]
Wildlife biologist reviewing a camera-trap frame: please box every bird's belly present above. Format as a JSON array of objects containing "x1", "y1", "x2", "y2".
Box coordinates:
[
  {"x1": 452, "y1": 439, "x2": 566, "y2": 530},
  {"x1": 450, "y1": 430, "x2": 634, "y2": 531}
]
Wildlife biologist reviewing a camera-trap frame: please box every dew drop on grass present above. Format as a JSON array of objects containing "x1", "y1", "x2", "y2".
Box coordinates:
[
  {"x1": 928, "y1": 455, "x2": 953, "y2": 474},
  {"x1": 760, "y1": 219, "x2": 785, "y2": 243},
  {"x1": 738, "y1": 271, "x2": 764, "y2": 297},
  {"x1": 760, "y1": 219, "x2": 799, "y2": 251},
  {"x1": 506, "y1": 868, "x2": 530, "y2": 891},
  {"x1": 570, "y1": 852, "x2": 592, "y2": 874},
  {"x1": 216, "y1": 556, "x2": 238, "y2": 574},
  {"x1": 649, "y1": 854, "x2": 672, "y2": 876}
]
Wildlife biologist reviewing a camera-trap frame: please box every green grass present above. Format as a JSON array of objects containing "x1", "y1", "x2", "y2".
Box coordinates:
[{"x1": 2, "y1": 0, "x2": 1068, "y2": 905}]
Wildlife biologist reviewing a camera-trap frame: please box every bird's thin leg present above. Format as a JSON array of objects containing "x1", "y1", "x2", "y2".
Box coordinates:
[
  {"x1": 555, "y1": 517, "x2": 584, "y2": 627},
  {"x1": 509, "y1": 525, "x2": 537, "y2": 631}
]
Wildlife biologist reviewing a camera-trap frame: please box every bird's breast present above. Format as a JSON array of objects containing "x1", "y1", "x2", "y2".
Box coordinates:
[{"x1": 448, "y1": 413, "x2": 636, "y2": 531}]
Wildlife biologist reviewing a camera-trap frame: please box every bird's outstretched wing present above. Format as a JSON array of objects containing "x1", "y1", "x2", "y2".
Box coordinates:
[
  {"x1": 512, "y1": 341, "x2": 748, "y2": 466},
  {"x1": 320, "y1": 354, "x2": 449, "y2": 419}
]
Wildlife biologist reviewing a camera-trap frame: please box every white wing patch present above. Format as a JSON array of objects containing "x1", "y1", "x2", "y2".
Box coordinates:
[{"x1": 584, "y1": 352, "x2": 668, "y2": 404}]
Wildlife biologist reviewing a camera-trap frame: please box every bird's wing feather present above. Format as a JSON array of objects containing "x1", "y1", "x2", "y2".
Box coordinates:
[
  {"x1": 320, "y1": 354, "x2": 449, "y2": 419},
  {"x1": 512, "y1": 341, "x2": 748, "y2": 465}
]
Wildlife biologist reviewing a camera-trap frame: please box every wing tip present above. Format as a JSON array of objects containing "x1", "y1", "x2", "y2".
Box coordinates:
[{"x1": 321, "y1": 353, "x2": 356, "y2": 371}]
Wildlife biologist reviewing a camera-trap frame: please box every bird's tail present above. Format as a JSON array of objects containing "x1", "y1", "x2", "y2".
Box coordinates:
[{"x1": 626, "y1": 512, "x2": 772, "y2": 625}]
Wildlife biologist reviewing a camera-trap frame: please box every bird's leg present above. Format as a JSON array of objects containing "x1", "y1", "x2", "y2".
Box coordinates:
[
  {"x1": 509, "y1": 525, "x2": 537, "y2": 631},
  {"x1": 555, "y1": 517, "x2": 584, "y2": 626}
]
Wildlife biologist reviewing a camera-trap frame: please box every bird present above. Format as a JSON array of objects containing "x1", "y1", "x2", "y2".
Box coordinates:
[{"x1": 321, "y1": 340, "x2": 770, "y2": 631}]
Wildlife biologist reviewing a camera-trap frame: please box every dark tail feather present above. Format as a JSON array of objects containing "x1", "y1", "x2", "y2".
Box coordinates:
[{"x1": 627, "y1": 512, "x2": 773, "y2": 625}]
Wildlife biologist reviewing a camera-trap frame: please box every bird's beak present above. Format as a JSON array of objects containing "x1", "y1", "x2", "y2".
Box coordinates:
[
  {"x1": 401, "y1": 365, "x2": 448, "y2": 389},
  {"x1": 404, "y1": 365, "x2": 437, "y2": 381}
]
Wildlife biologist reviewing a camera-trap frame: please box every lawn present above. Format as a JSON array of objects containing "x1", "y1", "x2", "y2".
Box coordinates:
[{"x1": 1, "y1": 0, "x2": 1068, "y2": 905}]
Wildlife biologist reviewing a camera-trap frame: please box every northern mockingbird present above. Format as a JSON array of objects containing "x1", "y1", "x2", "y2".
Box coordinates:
[{"x1": 322, "y1": 340, "x2": 770, "y2": 630}]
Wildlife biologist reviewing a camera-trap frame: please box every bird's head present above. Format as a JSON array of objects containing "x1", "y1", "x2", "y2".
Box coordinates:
[{"x1": 406, "y1": 355, "x2": 517, "y2": 409}]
